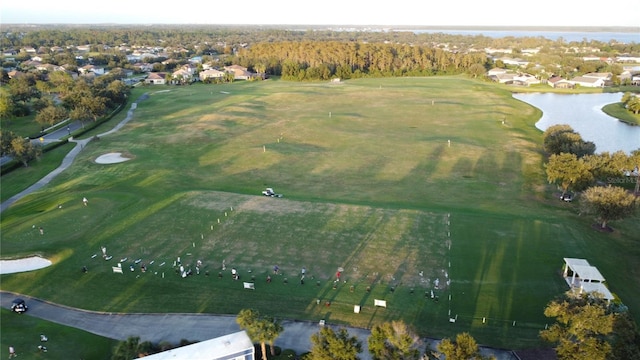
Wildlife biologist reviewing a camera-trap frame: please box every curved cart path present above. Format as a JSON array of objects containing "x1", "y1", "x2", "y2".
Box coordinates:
[{"x1": 1, "y1": 95, "x2": 148, "y2": 214}]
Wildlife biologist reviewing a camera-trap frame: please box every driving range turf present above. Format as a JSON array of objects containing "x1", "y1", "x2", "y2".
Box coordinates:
[{"x1": 1, "y1": 76, "x2": 639, "y2": 350}]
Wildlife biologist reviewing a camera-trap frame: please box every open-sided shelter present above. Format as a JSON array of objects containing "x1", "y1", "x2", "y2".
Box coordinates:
[{"x1": 562, "y1": 257, "x2": 614, "y2": 303}]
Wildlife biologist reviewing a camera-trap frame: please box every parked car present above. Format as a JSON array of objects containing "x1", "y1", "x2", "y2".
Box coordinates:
[{"x1": 11, "y1": 298, "x2": 27, "y2": 313}]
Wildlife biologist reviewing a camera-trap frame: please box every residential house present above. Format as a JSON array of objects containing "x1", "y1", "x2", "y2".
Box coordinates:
[
  {"x1": 570, "y1": 76, "x2": 606, "y2": 87},
  {"x1": 135, "y1": 330, "x2": 254, "y2": 360},
  {"x1": 521, "y1": 48, "x2": 541, "y2": 56},
  {"x1": 145, "y1": 72, "x2": 167, "y2": 85},
  {"x1": 487, "y1": 68, "x2": 508, "y2": 76},
  {"x1": 582, "y1": 55, "x2": 601, "y2": 61},
  {"x1": 171, "y1": 68, "x2": 194, "y2": 84},
  {"x1": 199, "y1": 68, "x2": 225, "y2": 81},
  {"x1": 484, "y1": 48, "x2": 512, "y2": 54},
  {"x1": 547, "y1": 76, "x2": 574, "y2": 89},
  {"x1": 569, "y1": 72, "x2": 613, "y2": 87},
  {"x1": 76, "y1": 45, "x2": 91, "y2": 52},
  {"x1": 584, "y1": 72, "x2": 612, "y2": 82},
  {"x1": 618, "y1": 55, "x2": 640, "y2": 63},
  {"x1": 79, "y1": 64, "x2": 105, "y2": 75},
  {"x1": 179, "y1": 63, "x2": 197, "y2": 75},
  {"x1": 224, "y1": 65, "x2": 258, "y2": 80},
  {"x1": 490, "y1": 73, "x2": 516, "y2": 84},
  {"x1": 496, "y1": 57, "x2": 529, "y2": 67},
  {"x1": 133, "y1": 62, "x2": 154, "y2": 72},
  {"x1": 513, "y1": 73, "x2": 540, "y2": 86}
]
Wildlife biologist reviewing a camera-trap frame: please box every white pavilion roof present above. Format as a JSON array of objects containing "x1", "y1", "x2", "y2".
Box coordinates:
[{"x1": 564, "y1": 258, "x2": 606, "y2": 282}]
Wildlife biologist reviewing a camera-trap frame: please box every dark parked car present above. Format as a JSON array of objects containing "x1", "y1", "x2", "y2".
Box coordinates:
[
  {"x1": 11, "y1": 298, "x2": 27, "y2": 313},
  {"x1": 560, "y1": 193, "x2": 573, "y2": 202}
]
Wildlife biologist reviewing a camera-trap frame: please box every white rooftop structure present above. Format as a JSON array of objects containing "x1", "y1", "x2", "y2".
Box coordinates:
[
  {"x1": 135, "y1": 330, "x2": 254, "y2": 360},
  {"x1": 562, "y1": 258, "x2": 614, "y2": 302}
]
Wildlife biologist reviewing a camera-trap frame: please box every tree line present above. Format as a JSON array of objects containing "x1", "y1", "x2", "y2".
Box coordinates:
[
  {"x1": 2, "y1": 25, "x2": 638, "y2": 83},
  {"x1": 234, "y1": 41, "x2": 490, "y2": 80},
  {"x1": 0, "y1": 70, "x2": 129, "y2": 166},
  {"x1": 543, "y1": 124, "x2": 639, "y2": 229},
  {"x1": 111, "y1": 301, "x2": 640, "y2": 360},
  {"x1": 111, "y1": 308, "x2": 495, "y2": 360}
]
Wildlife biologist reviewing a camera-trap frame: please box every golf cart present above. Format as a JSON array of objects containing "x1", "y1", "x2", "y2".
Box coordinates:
[
  {"x1": 11, "y1": 298, "x2": 28, "y2": 313},
  {"x1": 262, "y1": 188, "x2": 283, "y2": 198}
]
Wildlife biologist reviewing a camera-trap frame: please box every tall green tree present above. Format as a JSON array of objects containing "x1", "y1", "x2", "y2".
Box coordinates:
[
  {"x1": 35, "y1": 105, "x2": 68, "y2": 126},
  {"x1": 543, "y1": 124, "x2": 595, "y2": 157},
  {"x1": 581, "y1": 185, "x2": 638, "y2": 230},
  {"x1": 610, "y1": 312, "x2": 640, "y2": 360},
  {"x1": 437, "y1": 332, "x2": 492, "y2": 360},
  {"x1": 624, "y1": 150, "x2": 640, "y2": 194},
  {"x1": 583, "y1": 151, "x2": 629, "y2": 183},
  {"x1": 540, "y1": 295, "x2": 614, "y2": 360},
  {"x1": 545, "y1": 152, "x2": 594, "y2": 197},
  {"x1": 0, "y1": 88, "x2": 15, "y2": 120},
  {"x1": 10, "y1": 136, "x2": 40, "y2": 167},
  {"x1": 309, "y1": 326, "x2": 362, "y2": 360},
  {"x1": 236, "y1": 309, "x2": 283, "y2": 360},
  {"x1": 368, "y1": 320, "x2": 421, "y2": 360}
]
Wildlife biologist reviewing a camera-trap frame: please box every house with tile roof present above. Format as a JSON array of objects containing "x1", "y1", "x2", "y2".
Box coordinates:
[{"x1": 145, "y1": 72, "x2": 168, "y2": 85}]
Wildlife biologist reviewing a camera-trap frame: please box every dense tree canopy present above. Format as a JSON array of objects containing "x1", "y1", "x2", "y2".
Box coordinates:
[
  {"x1": 545, "y1": 152, "x2": 594, "y2": 196},
  {"x1": 437, "y1": 332, "x2": 492, "y2": 360},
  {"x1": 236, "y1": 309, "x2": 283, "y2": 360},
  {"x1": 368, "y1": 320, "x2": 422, "y2": 360},
  {"x1": 543, "y1": 124, "x2": 595, "y2": 158},
  {"x1": 540, "y1": 295, "x2": 614, "y2": 360},
  {"x1": 309, "y1": 326, "x2": 362, "y2": 360},
  {"x1": 581, "y1": 185, "x2": 638, "y2": 229}
]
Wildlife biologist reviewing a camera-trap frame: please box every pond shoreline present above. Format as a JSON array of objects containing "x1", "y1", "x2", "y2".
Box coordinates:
[{"x1": 513, "y1": 92, "x2": 640, "y2": 154}]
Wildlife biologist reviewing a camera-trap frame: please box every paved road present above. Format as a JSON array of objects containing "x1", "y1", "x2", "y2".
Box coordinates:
[
  {"x1": 0, "y1": 93, "x2": 519, "y2": 359},
  {"x1": 1, "y1": 290, "x2": 374, "y2": 357},
  {"x1": 1, "y1": 291, "x2": 521, "y2": 359}
]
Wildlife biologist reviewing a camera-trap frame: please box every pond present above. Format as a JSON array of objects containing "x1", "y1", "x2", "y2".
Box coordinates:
[{"x1": 512, "y1": 92, "x2": 640, "y2": 154}]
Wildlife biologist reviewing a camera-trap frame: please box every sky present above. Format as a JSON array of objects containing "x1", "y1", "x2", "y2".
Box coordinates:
[{"x1": 1, "y1": 0, "x2": 639, "y2": 28}]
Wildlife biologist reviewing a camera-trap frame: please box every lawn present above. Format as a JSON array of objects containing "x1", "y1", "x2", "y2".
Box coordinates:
[
  {"x1": 0, "y1": 308, "x2": 117, "y2": 360},
  {"x1": 1, "y1": 76, "x2": 638, "y2": 350}
]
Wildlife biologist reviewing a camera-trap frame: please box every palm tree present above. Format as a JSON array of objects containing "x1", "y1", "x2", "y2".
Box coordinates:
[{"x1": 236, "y1": 309, "x2": 283, "y2": 360}]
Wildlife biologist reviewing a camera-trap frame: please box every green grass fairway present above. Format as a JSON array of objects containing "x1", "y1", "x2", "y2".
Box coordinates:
[
  {"x1": 1, "y1": 308, "x2": 116, "y2": 360},
  {"x1": 1, "y1": 77, "x2": 638, "y2": 349}
]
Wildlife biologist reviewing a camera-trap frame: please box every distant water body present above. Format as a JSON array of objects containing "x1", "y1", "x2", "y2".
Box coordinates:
[
  {"x1": 407, "y1": 29, "x2": 639, "y2": 43},
  {"x1": 513, "y1": 92, "x2": 640, "y2": 154}
]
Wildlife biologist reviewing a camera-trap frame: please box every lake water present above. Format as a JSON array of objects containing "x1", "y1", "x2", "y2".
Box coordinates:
[
  {"x1": 512, "y1": 93, "x2": 640, "y2": 154},
  {"x1": 409, "y1": 29, "x2": 639, "y2": 43}
]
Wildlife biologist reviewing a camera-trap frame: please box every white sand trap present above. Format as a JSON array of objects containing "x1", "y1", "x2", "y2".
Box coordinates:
[
  {"x1": 95, "y1": 152, "x2": 131, "y2": 164},
  {"x1": 0, "y1": 256, "x2": 52, "y2": 274}
]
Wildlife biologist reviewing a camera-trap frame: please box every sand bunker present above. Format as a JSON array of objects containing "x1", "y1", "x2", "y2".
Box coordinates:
[
  {"x1": 0, "y1": 256, "x2": 52, "y2": 274},
  {"x1": 95, "y1": 152, "x2": 132, "y2": 164}
]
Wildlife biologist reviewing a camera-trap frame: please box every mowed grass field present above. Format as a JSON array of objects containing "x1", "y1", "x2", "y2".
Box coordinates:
[{"x1": 1, "y1": 76, "x2": 639, "y2": 349}]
